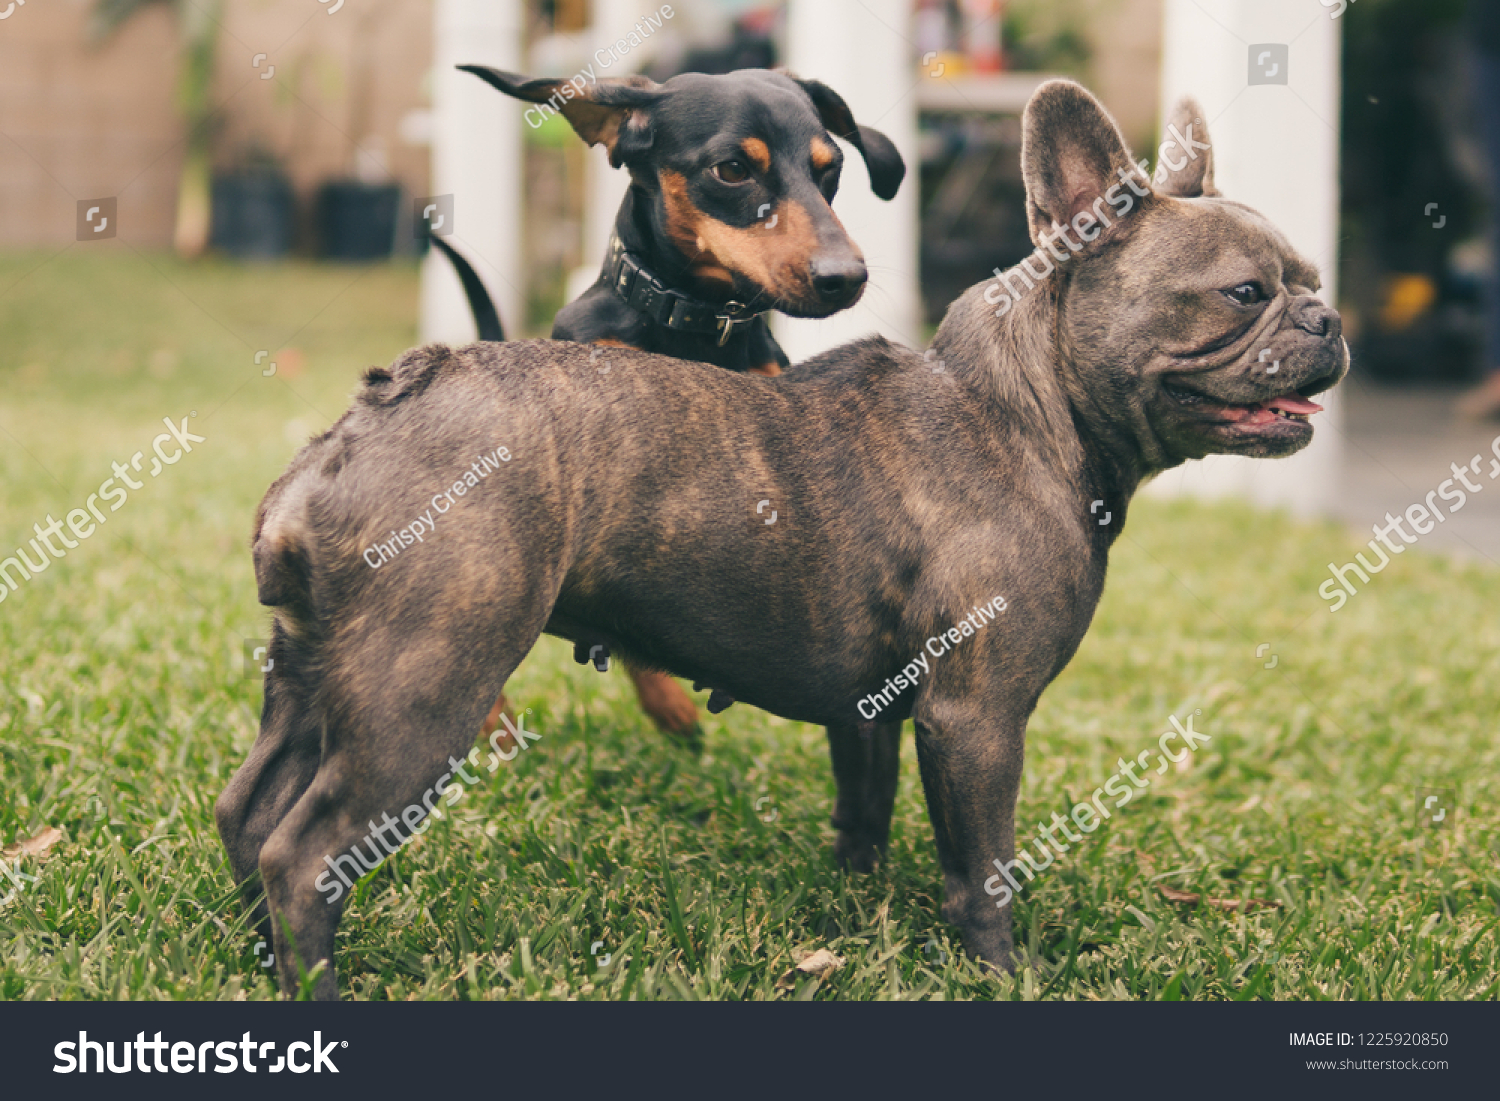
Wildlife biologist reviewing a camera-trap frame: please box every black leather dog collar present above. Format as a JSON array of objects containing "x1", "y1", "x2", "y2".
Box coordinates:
[{"x1": 605, "y1": 233, "x2": 762, "y2": 346}]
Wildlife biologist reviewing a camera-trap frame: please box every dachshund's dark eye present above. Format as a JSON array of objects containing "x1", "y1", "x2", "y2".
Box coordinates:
[
  {"x1": 711, "y1": 159, "x2": 750, "y2": 184},
  {"x1": 818, "y1": 163, "x2": 841, "y2": 194},
  {"x1": 1223, "y1": 282, "x2": 1266, "y2": 306}
]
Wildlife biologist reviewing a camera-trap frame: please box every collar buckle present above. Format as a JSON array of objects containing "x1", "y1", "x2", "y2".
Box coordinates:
[{"x1": 717, "y1": 302, "x2": 749, "y2": 347}]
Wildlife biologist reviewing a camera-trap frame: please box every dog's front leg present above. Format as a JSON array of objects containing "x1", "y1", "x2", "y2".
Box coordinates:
[{"x1": 910, "y1": 693, "x2": 1028, "y2": 973}]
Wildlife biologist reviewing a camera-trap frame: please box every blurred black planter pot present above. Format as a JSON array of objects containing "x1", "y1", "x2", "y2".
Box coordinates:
[
  {"x1": 317, "y1": 180, "x2": 401, "y2": 261},
  {"x1": 210, "y1": 171, "x2": 295, "y2": 258}
]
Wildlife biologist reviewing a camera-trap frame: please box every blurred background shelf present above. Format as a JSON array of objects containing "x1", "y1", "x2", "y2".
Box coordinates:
[{"x1": 914, "y1": 71, "x2": 1054, "y2": 113}]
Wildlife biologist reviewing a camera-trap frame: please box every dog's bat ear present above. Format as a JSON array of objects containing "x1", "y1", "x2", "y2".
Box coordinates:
[
  {"x1": 458, "y1": 65, "x2": 662, "y2": 166},
  {"x1": 1152, "y1": 95, "x2": 1218, "y2": 198},
  {"x1": 1020, "y1": 79, "x2": 1148, "y2": 249},
  {"x1": 789, "y1": 77, "x2": 906, "y2": 201}
]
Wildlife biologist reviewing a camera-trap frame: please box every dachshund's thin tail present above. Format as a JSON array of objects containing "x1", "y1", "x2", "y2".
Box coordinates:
[{"x1": 429, "y1": 233, "x2": 505, "y2": 342}]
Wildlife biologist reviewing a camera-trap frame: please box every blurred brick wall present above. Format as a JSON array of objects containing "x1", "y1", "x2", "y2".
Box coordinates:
[
  {"x1": 0, "y1": 0, "x2": 1160, "y2": 251},
  {"x1": 0, "y1": 0, "x2": 434, "y2": 248},
  {"x1": 210, "y1": 0, "x2": 432, "y2": 210},
  {"x1": 0, "y1": 0, "x2": 182, "y2": 246}
]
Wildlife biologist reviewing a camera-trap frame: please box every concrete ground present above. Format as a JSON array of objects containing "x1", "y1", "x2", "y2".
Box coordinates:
[{"x1": 1336, "y1": 380, "x2": 1500, "y2": 562}]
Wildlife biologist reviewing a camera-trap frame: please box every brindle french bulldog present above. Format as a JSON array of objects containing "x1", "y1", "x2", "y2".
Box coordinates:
[{"x1": 218, "y1": 80, "x2": 1345, "y2": 998}]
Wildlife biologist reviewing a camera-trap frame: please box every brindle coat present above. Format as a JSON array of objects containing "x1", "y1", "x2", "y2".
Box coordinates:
[{"x1": 219, "y1": 82, "x2": 1345, "y2": 998}]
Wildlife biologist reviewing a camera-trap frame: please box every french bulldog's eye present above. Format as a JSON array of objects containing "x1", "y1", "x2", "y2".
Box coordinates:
[
  {"x1": 1223, "y1": 282, "x2": 1266, "y2": 306},
  {"x1": 711, "y1": 159, "x2": 751, "y2": 184}
]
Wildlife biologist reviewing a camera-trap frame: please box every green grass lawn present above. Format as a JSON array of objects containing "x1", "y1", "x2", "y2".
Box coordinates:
[{"x1": 1, "y1": 249, "x2": 1497, "y2": 1000}]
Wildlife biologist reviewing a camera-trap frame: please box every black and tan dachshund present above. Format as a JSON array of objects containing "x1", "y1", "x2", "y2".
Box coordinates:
[{"x1": 435, "y1": 66, "x2": 905, "y2": 744}]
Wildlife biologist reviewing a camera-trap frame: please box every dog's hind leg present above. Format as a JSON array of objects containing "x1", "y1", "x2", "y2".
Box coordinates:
[
  {"x1": 482, "y1": 665, "x2": 699, "y2": 752},
  {"x1": 826, "y1": 719, "x2": 903, "y2": 873},
  {"x1": 257, "y1": 620, "x2": 542, "y2": 1000},
  {"x1": 625, "y1": 663, "x2": 703, "y2": 748},
  {"x1": 479, "y1": 692, "x2": 516, "y2": 741},
  {"x1": 215, "y1": 622, "x2": 325, "y2": 942}
]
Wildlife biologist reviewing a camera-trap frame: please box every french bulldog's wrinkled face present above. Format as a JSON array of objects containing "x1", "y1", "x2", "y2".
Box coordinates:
[
  {"x1": 1020, "y1": 83, "x2": 1346, "y2": 467},
  {"x1": 1141, "y1": 200, "x2": 1344, "y2": 460},
  {"x1": 1066, "y1": 198, "x2": 1346, "y2": 462}
]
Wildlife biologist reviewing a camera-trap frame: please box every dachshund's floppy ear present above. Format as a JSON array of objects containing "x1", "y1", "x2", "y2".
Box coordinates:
[
  {"x1": 789, "y1": 77, "x2": 906, "y2": 200},
  {"x1": 459, "y1": 65, "x2": 663, "y2": 166}
]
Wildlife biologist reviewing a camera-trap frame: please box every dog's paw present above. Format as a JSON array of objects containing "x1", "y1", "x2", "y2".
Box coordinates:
[
  {"x1": 574, "y1": 640, "x2": 610, "y2": 671},
  {"x1": 666, "y1": 722, "x2": 705, "y2": 756},
  {"x1": 973, "y1": 947, "x2": 1017, "y2": 977},
  {"x1": 955, "y1": 923, "x2": 1016, "y2": 976},
  {"x1": 833, "y1": 832, "x2": 884, "y2": 874}
]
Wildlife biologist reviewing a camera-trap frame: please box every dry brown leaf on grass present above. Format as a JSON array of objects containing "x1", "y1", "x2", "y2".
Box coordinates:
[
  {"x1": 3, "y1": 826, "x2": 63, "y2": 859},
  {"x1": 1136, "y1": 852, "x2": 1279, "y2": 912},
  {"x1": 776, "y1": 948, "x2": 846, "y2": 990},
  {"x1": 1157, "y1": 884, "x2": 1280, "y2": 912}
]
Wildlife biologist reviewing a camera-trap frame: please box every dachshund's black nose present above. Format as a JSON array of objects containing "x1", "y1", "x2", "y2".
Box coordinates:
[{"x1": 810, "y1": 257, "x2": 868, "y2": 304}]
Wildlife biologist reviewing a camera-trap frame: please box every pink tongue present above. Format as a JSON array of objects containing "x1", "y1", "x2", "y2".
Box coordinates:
[{"x1": 1261, "y1": 394, "x2": 1324, "y2": 415}]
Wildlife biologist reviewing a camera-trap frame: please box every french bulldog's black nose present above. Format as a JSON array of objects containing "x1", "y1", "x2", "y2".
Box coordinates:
[
  {"x1": 811, "y1": 257, "x2": 868, "y2": 303},
  {"x1": 1291, "y1": 299, "x2": 1341, "y2": 340}
]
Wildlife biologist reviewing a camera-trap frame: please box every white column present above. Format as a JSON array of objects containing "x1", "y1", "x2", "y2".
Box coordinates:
[
  {"x1": 568, "y1": 0, "x2": 651, "y2": 303},
  {"x1": 774, "y1": 0, "x2": 922, "y2": 359},
  {"x1": 1146, "y1": 0, "x2": 1343, "y2": 515},
  {"x1": 421, "y1": 0, "x2": 525, "y2": 345}
]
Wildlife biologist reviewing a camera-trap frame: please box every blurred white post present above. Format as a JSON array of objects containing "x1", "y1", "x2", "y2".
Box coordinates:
[
  {"x1": 775, "y1": 0, "x2": 921, "y2": 359},
  {"x1": 569, "y1": 0, "x2": 645, "y2": 303},
  {"x1": 421, "y1": 0, "x2": 525, "y2": 344},
  {"x1": 1147, "y1": 0, "x2": 1343, "y2": 515}
]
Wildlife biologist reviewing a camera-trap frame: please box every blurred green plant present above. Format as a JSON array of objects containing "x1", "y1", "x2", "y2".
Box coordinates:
[{"x1": 1003, "y1": 0, "x2": 1094, "y2": 75}]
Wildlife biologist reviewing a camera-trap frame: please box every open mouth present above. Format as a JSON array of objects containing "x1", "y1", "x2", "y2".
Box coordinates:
[{"x1": 1163, "y1": 378, "x2": 1325, "y2": 428}]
